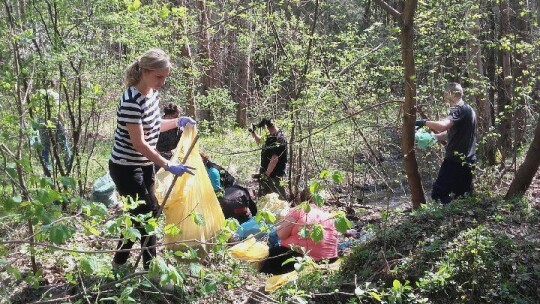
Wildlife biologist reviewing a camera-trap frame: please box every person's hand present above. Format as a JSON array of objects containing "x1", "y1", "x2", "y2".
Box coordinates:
[
  {"x1": 166, "y1": 163, "x2": 195, "y2": 176},
  {"x1": 176, "y1": 116, "x2": 196, "y2": 128},
  {"x1": 415, "y1": 119, "x2": 427, "y2": 128},
  {"x1": 248, "y1": 123, "x2": 256, "y2": 134}
]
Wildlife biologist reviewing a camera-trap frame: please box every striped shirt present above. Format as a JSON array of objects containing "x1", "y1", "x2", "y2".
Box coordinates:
[{"x1": 109, "y1": 86, "x2": 161, "y2": 166}]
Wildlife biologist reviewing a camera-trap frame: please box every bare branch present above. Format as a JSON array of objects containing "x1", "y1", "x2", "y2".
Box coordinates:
[{"x1": 373, "y1": 0, "x2": 402, "y2": 20}]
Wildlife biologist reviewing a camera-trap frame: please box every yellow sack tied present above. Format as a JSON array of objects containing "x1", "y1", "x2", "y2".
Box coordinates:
[
  {"x1": 155, "y1": 126, "x2": 225, "y2": 258},
  {"x1": 229, "y1": 235, "x2": 269, "y2": 263}
]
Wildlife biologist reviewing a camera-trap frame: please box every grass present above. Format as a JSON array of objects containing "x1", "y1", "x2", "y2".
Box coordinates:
[{"x1": 286, "y1": 194, "x2": 540, "y2": 303}]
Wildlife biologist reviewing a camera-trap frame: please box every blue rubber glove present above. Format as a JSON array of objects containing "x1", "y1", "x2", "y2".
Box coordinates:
[
  {"x1": 176, "y1": 116, "x2": 196, "y2": 128},
  {"x1": 165, "y1": 163, "x2": 195, "y2": 176}
]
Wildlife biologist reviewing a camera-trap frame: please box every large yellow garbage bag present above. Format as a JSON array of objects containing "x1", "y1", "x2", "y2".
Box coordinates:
[{"x1": 155, "y1": 126, "x2": 225, "y2": 258}]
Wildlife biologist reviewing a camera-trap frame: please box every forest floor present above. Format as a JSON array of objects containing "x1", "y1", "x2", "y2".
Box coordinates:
[{"x1": 3, "y1": 169, "x2": 540, "y2": 303}]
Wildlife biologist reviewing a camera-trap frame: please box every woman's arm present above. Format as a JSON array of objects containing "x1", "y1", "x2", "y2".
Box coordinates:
[
  {"x1": 127, "y1": 123, "x2": 169, "y2": 168},
  {"x1": 160, "y1": 119, "x2": 177, "y2": 132},
  {"x1": 276, "y1": 215, "x2": 297, "y2": 240}
]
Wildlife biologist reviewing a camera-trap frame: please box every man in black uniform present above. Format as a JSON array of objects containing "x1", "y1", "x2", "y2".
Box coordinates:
[
  {"x1": 249, "y1": 118, "x2": 288, "y2": 200},
  {"x1": 416, "y1": 82, "x2": 477, "y2": 204}
]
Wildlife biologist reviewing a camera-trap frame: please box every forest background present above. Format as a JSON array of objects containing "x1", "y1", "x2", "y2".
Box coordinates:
[{"x1": 1, "y1": 0, "x2": 540, "y2": 303}]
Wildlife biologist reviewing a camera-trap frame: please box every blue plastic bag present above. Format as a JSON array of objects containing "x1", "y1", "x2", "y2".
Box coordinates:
[{"x1": 237, "y1": 218, "x2": 262, "y2": 239}]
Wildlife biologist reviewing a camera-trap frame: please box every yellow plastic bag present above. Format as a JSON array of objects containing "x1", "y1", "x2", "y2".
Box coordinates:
[
  {"x1": 264, "y1": 259, "x2": 342, "y2": 293},
  {"x1": 229, "y1": 235, "x2": 269, "y2": 263},
  {"x1": 155, "y1": 126, "x2": 225, "y2": 258},
  {"x1": 265, "y1": 272, "x2": 298, "y2": 292}
]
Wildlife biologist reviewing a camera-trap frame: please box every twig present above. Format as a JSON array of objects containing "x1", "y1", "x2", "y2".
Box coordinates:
[
  {"x1": 78, "y1": 271, "x2": 92, "y2": 304},
  {"x1": 240, "y1": 285, "x2": 279, "y2": 303}
]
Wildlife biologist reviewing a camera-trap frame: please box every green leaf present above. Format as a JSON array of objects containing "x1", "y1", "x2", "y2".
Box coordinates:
[
  {"x1": 128, "y1": 0, "x2": 141, "y2": 11},
  {"x1": 190, "y1": 213, "x2": 205, "y2": 226},
  {"x1": 84, "y1": 224, "x2": 100, "y2": 236},
  {"x1": 4, "y1": 195, "x2": 22, "y2": 211},
  {"x1": 368, "y1": 291, "x2": 382, "y2": 301},
  {"x1": 124, "y1": 227, "x2": 141, "y2": 242},
  {"x1": 164, "y1": 224, "x2": 181, "y2": 236},
  {"x1": 159, "y1": 4, "x2": 170, "y2": 19},
  {"x1": 332, "y1": 171, "x2": 344, "y2": 183},
  {"x1": 309, "y1": 181, "x2": 322, "y2": 194},
  {"x1": 319, "y1": 169, "x2": 331, "y2": 179},
  {"x1": 60, "y1": 176, "x2": 77, "y2": 189},
  {"x1": 255, "y1": 210, "x2": 276, "y2": 224},
  {"x1": 49, "y1": 224, "x2": 75, "y2": 245},
  {"x1": 203, "y1": 280, "x2": 217, "y2": 294},
  {"x1": 312, "y1": 193, "x2": 324, "y2": 206},
  {"x1": 80, "y1": 257, "x2": 97, "y2": 274},
  {"x1": 334, "y1": 212, "x2": 352, "y2": 234},
  {"x1": 309, "y1": 224, "x2": 324, "y2": 243}
]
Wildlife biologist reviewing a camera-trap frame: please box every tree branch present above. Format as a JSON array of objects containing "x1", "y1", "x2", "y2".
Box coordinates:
[{"x1": 373, "y1": 0, "x2": 401, "y2": 20}]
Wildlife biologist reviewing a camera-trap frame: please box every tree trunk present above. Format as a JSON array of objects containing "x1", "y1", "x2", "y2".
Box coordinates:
[
  {"x1": 497, "y1": 0, "x2": 513, "y2": 160},
  {"x1": 468, "y1": 3, "x2": 494, "y2": 165},
  {"x1": 511, "y1": 0, "x2": 528, "y2": 152},
  {"x1": 485, "y1": 3, "x2": 498, "y2": 165},
  {"x1": 197, "y1": 0, "x2": 214, "y2": 121},
  {"x1": 373, "y1": 0, "x2": 425, "y2": 208},
  {"x1": 235, "y1": 4, "x2": 252, "y2": 127},
  {"x1": 179, "y1": 1, "x2": 196, "y2": 118},
  {"x1": 505, "y1": 116, "x2": 540, "y2": 198},
  {"x1": 400, "y1": 0, "x2": 425, "y2": 209}
]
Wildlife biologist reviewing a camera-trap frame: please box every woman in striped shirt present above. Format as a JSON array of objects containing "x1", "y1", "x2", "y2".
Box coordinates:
[{"x1": 109, "y1": 48, "x2": 195, "y2": 270}]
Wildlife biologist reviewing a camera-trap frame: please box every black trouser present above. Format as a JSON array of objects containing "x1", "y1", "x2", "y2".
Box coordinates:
[
  {"x1": 258, "y1": 175, "x2": 287, "y2": 200},
  {"x1": 260, "y1": 246, "x2": 339, "y2": 275},
  {"x1": 431, "y1": 158, "x2": 475, "y2": 205},
  {"x1": 260, "y1": 246, "x2": 303, "y2": 275},
  {"x1": 109, "y1": 161, "x2": 158, "y2": 269}
]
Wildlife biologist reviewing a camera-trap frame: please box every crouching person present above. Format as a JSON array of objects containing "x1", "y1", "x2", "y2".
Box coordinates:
[{"x1": 259, "y1": 204, "x2": 338, "y2": 275}]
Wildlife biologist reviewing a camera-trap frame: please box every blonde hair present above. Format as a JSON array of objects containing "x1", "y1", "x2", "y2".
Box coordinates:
[
  {"x1": 446, "y1": 82, "x2": 463, "y2": 99},
  {"x1": 124, "y1": 48, "x2": 172, "y2": 87}
]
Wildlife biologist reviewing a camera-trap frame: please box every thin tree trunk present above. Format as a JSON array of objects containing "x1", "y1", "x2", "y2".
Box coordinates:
[
  {"x1": 197, "y1": 0, "x2": 214, "y2": 121},
  {"x1": 485, "y1": 3, "x2": 497, "y2": 165},
  {"x1": 400, "y1": 0, "x2": 425, "y2": 209},
  {"x1": 512, "y1": 0, "x2": 528, "y2": 152},
  {"x1": 374, "y1": 0, "x2": 425, "y2": 208},
  {"x1": 468, "y1": 4, "x2": 493, "y2": 165},
  {"x1": 179, "y1": 1, "x2": 196, "y2": 118},
  {"x1": 235, "y1": 4, "x2": 252, "y2": 127},
  {"x1": 497, "y1": 0, "x2": 513, "y2": 159},
  {"x1": 505, "y1": 116, "x2": 540, "y2": 198}
]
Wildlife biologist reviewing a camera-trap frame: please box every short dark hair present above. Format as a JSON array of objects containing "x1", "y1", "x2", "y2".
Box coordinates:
[
  {"x1": 446, "y1": 82, "x2": 463, "y2": 98},
  {"x1": 163, "y1": 103, "x2": 179, "y2": 116},
  {"x1": 257, "y1": 118, "x2": 274, "y2": 128}
]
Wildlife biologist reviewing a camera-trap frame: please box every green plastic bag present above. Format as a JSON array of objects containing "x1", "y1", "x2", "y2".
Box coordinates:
[
  {"x1": 92, "y1": 172, "x2": 117, "y2": 207},
  {"x1": 415, "y1": 128, "x2": 437, "y2": 150}
]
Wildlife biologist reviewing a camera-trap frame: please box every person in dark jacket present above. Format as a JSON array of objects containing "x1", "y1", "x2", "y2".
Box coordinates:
[
  {"x1": 154, "y1": 103, "x2": 182, "y2": 171},
  {"x1": 416, "y1": 82, "x2": 477, "y2": 204},
  {"x1": 249, "y1": 118, "x2": 288, "y2": 200}
]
